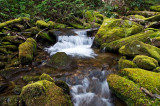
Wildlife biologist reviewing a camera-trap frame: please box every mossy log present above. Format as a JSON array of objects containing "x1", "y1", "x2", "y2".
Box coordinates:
[
  {"x1": 19, "y1": 38, "x2": 37, "y2": 65},
  {"x1": 127, "y1": 11, "x2": 160, "y2": 17}
]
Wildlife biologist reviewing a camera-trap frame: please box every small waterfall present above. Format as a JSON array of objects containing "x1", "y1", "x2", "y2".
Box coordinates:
[
  {"x1": 45, "y1": 29, "x2": 97, "y2": 58},
  {"x1": 68, "y1": 70, "x2": 113, "y2": 106}
]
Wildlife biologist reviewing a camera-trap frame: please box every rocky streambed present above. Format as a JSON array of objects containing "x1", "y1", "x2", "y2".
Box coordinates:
[{"x1": 0, "y1": 5, "x2": 160, "y2": 106}]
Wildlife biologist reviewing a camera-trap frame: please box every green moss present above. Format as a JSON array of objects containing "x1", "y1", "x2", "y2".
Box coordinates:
[
  {"x1": 23, "y1": 75, "x2": 40, "y2": 83},
  {"x1": 94, "y1": 18, "x2": 143, "y2": 47},
  {"x1": 38, "y1": 32, "x2": 55, "y2": 43},
  {"x1": 0, "y1": 95, "x2": 21, "y2": 106},
  {"x1": 47, "y1": 21, "x2": 55, "y2": 29},
  {"x1": 2, "y1": 36, "x2": 23, "y2": 45},
  {"x1": 103, "y1": 30, "x2": 154, "y2": 51},
  {"x1": 70, "y1": 23, "x2": 85, "y2": 29},
  {"x1": 107, "y1": 74, "x2": 155, "y2": 105},
  {"x1": 1, "y1": 42, "x2": 12, "y2": 45},
  {"x1": 7, "y1": 58, "x2": 20, "y2": 68},
  {"x1": 36, "y1": 20, "x2": 50, "y2": 29},
  {"x1": 133, "y1": 55, "x2": 159, "y2": 70},
  {"x1": 39, "y1": 73, "x2": 53, "y2": 82},
  {"x1": 54, "y1": 23, "x2": 67, "y2": 29},
  {"x1": 153, "y1": 67, "x2": 160, "y2": 72},
  {"x1": 118, "y1": 56, "x2": 138, "y2": 70},
  {"x1": 119, "y1": 68, "x2": 160, "y2": 94},
  {"x1": 150, "y1": 5, "x2": 160, "y2": 12},
  {"x1": 0, "y1": 45, "x2": 17, "y2": 51},
  {"x1": 145, "y1": 14, "x2": 160, "y2": 22},
  {"x1": 127, "y1": 15, "x2": 146, "y2": 21},
  {"x1": 0, "y1": 18, "x2": 22, "y2": 29},
  {"x1": 19, "y1": 38, "x2": 37, "y2": 65},
  {"x1": 21, "y1": 80, "x2": 73, "y2": 106},
  {"x1": 119, "y1": 40, "x2": 160, "y2": 62}
]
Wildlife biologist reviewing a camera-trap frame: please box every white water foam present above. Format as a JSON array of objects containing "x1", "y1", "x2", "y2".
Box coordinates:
[
  {"x1": 70, "y1": 71, "x2": 113, "y2": 106},
  {"x1": 45, "y1": 29, "x2": 97, "y2": 58}
]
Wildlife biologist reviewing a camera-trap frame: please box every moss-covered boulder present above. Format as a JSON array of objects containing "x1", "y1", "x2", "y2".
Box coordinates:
[
  {"x1": 36, "y1": 20, "x2": 50, "y2": 29},
  {"x1": 48, "y1": 52, "x2": 77, "y2": 70},
  {"x1": 37, "y1": 32, "x2": 55, "y2": 44},
  {"x1": 102, "y1": 30, "x2": 154, "y2": 51},
  {"x1": 119, "y1": 68, "x2": 160, "y2": 94},
  {"x1": 21, "y1": 80, "x2": 72, "y2": 106},
  {"x1": 150, "y1": 5, "x2": 160, "y2": 12},
  {"x1": 153, "y1": 67, "x2": 160, "y2": 72},
  {"x1": 133, "y1": 55, "x2": 159, "y2": 70},
  {"x1": 119, "y1": 40, "x2": 160, "y2": 62},
  {"x1": 39, "y1": 73, "x2": 53, "y2": 82},
  {"x1": 54, "y1": 23, "x2": 67, "y2": 29},
  {"x1": 107, "y1": 74, "x2": 155, "y2": 105},
  {"x1": 93, "y1": 18, "x2": 143, "y2": 48},
  {"x1": 19, "y1": 38, "x2": 37, "y2": 65},
  {"x1": 118, "y1": 56, "x2": 137, "y2": 70}
]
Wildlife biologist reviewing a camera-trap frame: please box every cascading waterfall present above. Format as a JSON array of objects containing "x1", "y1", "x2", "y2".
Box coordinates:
[
  {"x1": 66, "y1": 70, "x2": 113, "y2": 106},
  {"x1": 45, "y1": 29, "x2": 97, "y2": 58},
  {"x1": 46, "y1": 29, "x2": 113, "y2": 106}
]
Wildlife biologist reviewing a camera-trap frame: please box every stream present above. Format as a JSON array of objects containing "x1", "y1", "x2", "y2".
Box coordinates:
[{"x1": 45, "y1": 29, "x2": 125, "y2": 106}]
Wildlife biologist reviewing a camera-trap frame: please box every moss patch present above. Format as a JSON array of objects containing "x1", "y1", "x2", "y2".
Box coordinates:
[
  {"x1": 19, "y1": 38, "x2": 37, "y2": 65},
  {"x1": 36, "y1": 20, "x2": 49, "y2": 29},
  {"x1": 118, "y1": 56, "x2": 138, "y2": 70},
  {"x1": 39, "y1": 73, "x2": 53, "y2": 82},
  {"x1": 133, "y1": 55, "x2": 159, "y2": 70},
  {"x1": 150, "y1": 5, "x2": 160, "y2": 12}
]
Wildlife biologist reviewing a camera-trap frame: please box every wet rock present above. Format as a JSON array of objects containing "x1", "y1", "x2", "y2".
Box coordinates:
[
  {"x1": 118, "y1": 56, "x2": 137, "y2": 70},
  {"x1": 39, "y1": 73, "x2": 54, "y2": 82},
  {"x1": 107, "y1": 74, "x2": 160, "y2": 105},
  {"x1": 93, "y1": 18, "x2": 143, "y2": 48},
  {"x1": 19, "y1": 38, "x2": 37, "y2": 65},
  {"x1": 21, "y1": 80, "x2": 72, "y2": 106},
  {"x1": 119, "y1": 40, "x2": 160, "y2": 62},
  {"x1": 48, "y1": 52, "x2": 78, "y2": 70},
  {"x1": 0, "y1": 95, "x2": 21, "y2": 106},
  {"x1": 133, "y1": 55, "x2": 159, "y2": 70},
  {"x1": 150, "y1": 5, "x2": 160, "y2": 12}
]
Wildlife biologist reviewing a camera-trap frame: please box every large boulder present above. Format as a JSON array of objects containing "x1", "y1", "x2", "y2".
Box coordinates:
[
  {"x1": 48, "y1": 52, "x2": 77, "y2": 70},
  {"x1": 133, "y1": 55, "x2": 159, "y2": 70},
  {"x1": 102, "y1": 30, "x2": 154, "y2": 51},
  {"x1": 119, "y1": 40, "x2": 160, "y2": 62},
  {"x1": 93, "y1": 18, "x2": 143, "y2": 48},
  {"x1": 20, "y1": 80, "x2": 72, "y2": 106},
  {"x1": 107, "y1": 74, "x2": 155, "y2": 105},
  {"x1": 19, "y1": 38, "x2": 37, "y2": 65}
]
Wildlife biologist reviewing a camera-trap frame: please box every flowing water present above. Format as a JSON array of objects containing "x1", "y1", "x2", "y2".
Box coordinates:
[
  {"x1": 45, "y1": 29, "x2": 97, "y2": 58},
  {"x1": 45, "y1": 29, "x2": 117, "y2": 106}
]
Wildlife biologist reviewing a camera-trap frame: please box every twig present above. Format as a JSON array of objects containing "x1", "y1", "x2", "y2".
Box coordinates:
[{"x1": 36, "y1": 28, "x2": 48, "y2": 38}]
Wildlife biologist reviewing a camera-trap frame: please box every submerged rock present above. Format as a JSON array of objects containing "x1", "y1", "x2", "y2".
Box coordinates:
[
  {"x1": 107, "y1": 74, "x2": 156, "y2": 105},
  {"x1": 93, "y1": 18, "x2": 143, "y2": 48},
  {"x1": 118, "y1": 56, "x2": 137, "y2": 70},
  {"x1": 19, "y1": 38, "x2": 37, "y2": 65},
  {"x1": 119, "y1": 40, "x2": 160, "y2": 62},
  {"x1": 48, "y1": 52, "x2": 78, "y2": 70},
  {"x1": 21, "y1": 80, "x2": 72, "y2": 106},
  {"x1": 133, "y1": 55, "x2": 159, "y2": 70}
]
